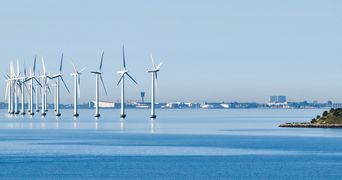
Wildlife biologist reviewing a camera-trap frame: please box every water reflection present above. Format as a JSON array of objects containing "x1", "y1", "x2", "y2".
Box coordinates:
[
  {"x1": 120, "y1": 118, "x2": 125, "y2": 130},
  {"x1": 95, "y1": 121, "x2": 99, "y2": 129},
  {"x1": 73, "y1": 121, "x2": 79, "y2": 129},
  {"x1": 41, "y1": 121, "x2": 46, "y2": 129},
  {"x1": 150, "y1": 119, "x2": 156, "y2": 133}
]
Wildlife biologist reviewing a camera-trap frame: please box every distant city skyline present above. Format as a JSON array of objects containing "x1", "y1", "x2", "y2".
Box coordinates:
[{"x1": 1, "y1": 0, "x2": 342, "y2": 103}]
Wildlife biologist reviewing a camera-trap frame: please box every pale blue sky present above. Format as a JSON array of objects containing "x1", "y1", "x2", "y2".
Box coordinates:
[{"x1": 1, "y1": 0, "x2": 342, "y2": 103}]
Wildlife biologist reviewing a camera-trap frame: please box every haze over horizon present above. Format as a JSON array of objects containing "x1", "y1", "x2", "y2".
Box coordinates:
[{"x1": 1, "y1": 0, "x2": 342, "y2": 103}]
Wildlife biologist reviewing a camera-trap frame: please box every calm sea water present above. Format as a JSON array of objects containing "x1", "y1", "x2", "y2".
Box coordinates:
[{"x1": 1, "y1": 109, "x2": 342, "y2": 179}]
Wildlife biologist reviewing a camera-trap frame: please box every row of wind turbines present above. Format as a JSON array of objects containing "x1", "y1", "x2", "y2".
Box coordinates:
[{"x1": 4, "y1": 46, "x2": 162, "y2": 119}]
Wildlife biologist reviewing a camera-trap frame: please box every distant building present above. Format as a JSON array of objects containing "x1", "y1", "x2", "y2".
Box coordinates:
[
  {"x1": 268, "y1": 95, "x2": 288, "y2": 108},
  {"x1": 91, "y1": 101, "x2": 115, "y2": 108},
  {"x1": 270, "y1": 96, "x2": 286, "y2": 103},
  {"x1": 140, "y1": 92, "x2": 145, "y2": 103}
]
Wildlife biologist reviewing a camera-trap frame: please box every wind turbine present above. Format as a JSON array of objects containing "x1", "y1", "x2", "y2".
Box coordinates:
[
  {"x1": 4, "y1": 74, "x2": 12, "y2": 114},
  {"x1": 50, "y1": 54, "x2": 70, "y2": 117},
  {"x1": 39, "y1": 57, "x2": 50, "y2": 116},
  {"x1": 71, "y1": 63, "x2": 86, "y2": 117},
  {"x1": 148, "y1": 54, "x2": 162, "y2": 119},
  {"x1": 24, "y1": 56, "x2": 41, "y2": 115},
  {"x1": 18, "y1": 62, "x2": 28, "y2": 115},
  {"x1": 14, "y1": 60, "x2": 21, "y2": 115},
  {"x1": 5, "y1": 62, "x2": 14, "y2": 114},
  {"x1": 90, "y1": 52, "x2": 108, "y2": 118},
  {"x1": 117, "y1": 46, "x2": 138, "y2": 118}
]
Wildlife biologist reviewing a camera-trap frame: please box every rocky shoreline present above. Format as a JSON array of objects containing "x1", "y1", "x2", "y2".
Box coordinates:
[{"x1": 279, "y1": 123, "x2": 342, "y2": 128}]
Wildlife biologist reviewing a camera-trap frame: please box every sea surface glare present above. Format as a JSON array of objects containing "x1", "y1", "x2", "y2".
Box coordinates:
[{"x1": 1, "y1": 109, "x2": 342, "y2": 179}]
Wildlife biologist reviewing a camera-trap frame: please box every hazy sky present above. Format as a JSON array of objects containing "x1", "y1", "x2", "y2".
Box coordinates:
[{"x1": 1, "y1": 0, "x2": 342, "y2": 103}]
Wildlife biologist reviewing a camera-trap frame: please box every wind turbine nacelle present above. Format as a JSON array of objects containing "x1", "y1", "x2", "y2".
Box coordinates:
[
  {"x1": 148, "y1": 69, "x2": 159, "y2": 73},
  {"x1": 90, "y1": 71, "x2": 102, "y2": 75},
  {"x1": 117, "y1": 70, "x2": 127, "y2": 74}
]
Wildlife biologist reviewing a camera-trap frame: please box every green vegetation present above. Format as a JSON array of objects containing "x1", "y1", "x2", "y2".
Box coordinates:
[{"x1": 311, "y1": 108, "x2": 342, "y2": 124}]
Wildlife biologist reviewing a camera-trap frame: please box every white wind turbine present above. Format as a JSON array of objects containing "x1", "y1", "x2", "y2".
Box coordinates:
[
  {"x1": 24, "y1": 56, "x2": 41, "y2": 115},
  {"x1": 4, "y1": 75, "x2": 10, "y2": 114},
  {"x1": 18, "y1": 62, "x2": 28, "y2": 115},
  {"x1": 148, "y1": 54, "x2": 162, "y2": 119},
  {"x1": 117, "y1": 46, "x2": 138, "y2": 118},
  {"x1": 50, "y1": 54, "x2": 70, "y2": 117},
  {"x1": 71, "y1": 63, "x2": 86, "y2": 117},
  {"x1": 39, "y1": 57, "x2": 50, "y2": 116},
  {"x1": 90, "y1": 52, "x2": 108, "y2": 118},
  {"x1": 5, "y1": 62, "x2": 14, "y2": 114},
  {"x1": 13, "y1": 60, "x2": 21, "y2": 115}
]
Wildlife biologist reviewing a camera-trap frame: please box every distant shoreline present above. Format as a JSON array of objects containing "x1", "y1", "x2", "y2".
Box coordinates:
[{"x1": 279, "y1": 123, "x2": 342, "y2": 128}]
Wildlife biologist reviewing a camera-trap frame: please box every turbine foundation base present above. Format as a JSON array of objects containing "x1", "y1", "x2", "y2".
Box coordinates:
[{"x1": 150, "y1": 115, "x2": 157, "y2": 119}]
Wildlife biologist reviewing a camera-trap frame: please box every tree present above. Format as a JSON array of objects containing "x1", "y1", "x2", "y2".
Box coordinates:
[{"x1": 323, "y1": 111, "x2": 328, "y2": 117}]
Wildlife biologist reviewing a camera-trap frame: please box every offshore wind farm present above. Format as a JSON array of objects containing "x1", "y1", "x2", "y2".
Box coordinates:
[
  {"x1": 2, "y1": 0, "x2": 342, "y2": 179},
  {"x1": 4, "y1": 48, "x2": 162, "y2": 120}
]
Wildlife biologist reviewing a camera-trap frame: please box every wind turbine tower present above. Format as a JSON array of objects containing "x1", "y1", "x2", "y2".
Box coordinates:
[
  {"x1": 148, "y1": 54, "x2": 162, "y2": 119},
  {"x1": 71, "y1": 63, "x2": 85, "y2": 117},
  {"x1": 50, "y1": 54, "x2": 70, "y2": 117},
  {"x1": 117, "y1": 46, "x2": 138, "y2": 118},
  {"x1": 90, "y1": 52, "x2": 108, "y2": 118},
  {"x1": 39, "y1": 57, "x2": 50, "y2": 116}
]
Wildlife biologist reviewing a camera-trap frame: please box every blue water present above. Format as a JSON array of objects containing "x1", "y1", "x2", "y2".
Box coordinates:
[{"x1": 1, "y1": 109, "x2": 342, "y2": 179}]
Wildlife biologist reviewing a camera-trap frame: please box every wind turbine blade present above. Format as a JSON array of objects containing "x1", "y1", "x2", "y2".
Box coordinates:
[
  {"x1": 34, "y1": 78, "x2": 42, "y2": 87},
  {"x1": 17, "y1": 60, "x2": 20, "y2": 77},
  {"x1": 116, "y1": 75, "x2": 124, "y2": 86},
  {"x1": 47, "y1": 85, "x2": 52, "y2": 94},
  {"x1": 10, "y1": 61, "x2": 13, "y2": 77},
  {"x1": 2, "y1": 74, "x2": 8, "y2": 80},
  {"x1": 41, "y1": 57, "x2": 46, "y2": 74},
  {"x1": 18, "y1": 82, "x2": 23, "y2": 93},
  {"x1": 61, "y1": 77, "x2": 70, "y2": 94},
  {"x1": 71, "y1": 62, "x2": 77, "y2": 73},
  {"x1": 60, "y1": 53, "x2": 64, "y2": 73},
  {"x1": 10, "y1": 61, "x2": 15, "y2": 78},
  {"x1": 156, "y1": 62, "x2": 163, "y2": 70},
  {"x1": 126, "y1": 73, "x2": 138, "y2": 85},
  {"x1": 24, "y1": 83, "x2": 29, "y2": 92},
  {"x1": 155, "y1": 72, "x2": 158, "y2": 80},
  {"x1": 122, "y1": 45, "x2": 126, "y2": 69},
  {"x1": 23, "y1": 61, "x2": 27, "y2": 77},
  {"x1": 33, "y1": 56, "x2": 37, "y2": 75},
  {"x1": 79, "y1": 67, "x2": 86, "y2": 73},
  {"x1": 150, "y1": 53, "x2": 156, "y2": 69},
  {"x1": 100, "y1": 51, "x2": 104, "y2": 71},
  {"x1": 100, "y1": 75, "x2": 108, "y2": 96},
  {"x1": 5, "y1": 82, "x2": 9, "y2": 100}
]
